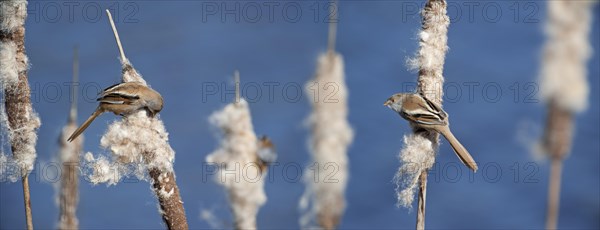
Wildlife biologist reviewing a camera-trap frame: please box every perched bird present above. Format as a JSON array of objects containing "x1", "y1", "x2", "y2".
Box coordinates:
[
  {"x1": 67, "y1": 82, "x2": 163, "y2": 142},
  {"x1": 384, "y1": 93, "x2": 478, "y2": 171},
  {"x1": 256, "y1": 135, "x2": 277, "y2": 173}
]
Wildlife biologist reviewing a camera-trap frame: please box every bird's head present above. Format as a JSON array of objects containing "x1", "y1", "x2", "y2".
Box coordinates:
[
  {"x1": 145, "y1": 88, "x2": 164, "y2": 117},
  {"x1": 384, "y1": 93, "x2": 408, "y2": 112}
]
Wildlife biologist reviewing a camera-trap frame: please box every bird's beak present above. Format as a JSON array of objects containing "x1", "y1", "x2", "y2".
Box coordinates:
[{"x1": 383, "y1": 99, "x2": 392, "y2": 108}]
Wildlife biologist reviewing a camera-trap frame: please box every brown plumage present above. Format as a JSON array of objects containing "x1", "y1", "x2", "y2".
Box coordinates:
[
  {"x1": 256, "y1": 136, "x2": 276, "y2": 173},
  {"x1": 67, "y1": 82, "x2": 163, "y2": 142},
  {"x1": 384, "y1": 93, "x2": 478, "y2": 172}
]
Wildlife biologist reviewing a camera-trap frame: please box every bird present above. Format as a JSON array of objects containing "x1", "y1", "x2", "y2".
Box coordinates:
[
  {"x1": 67, "y1": 81, "x2": 163, "y2": 142},
  {"x1": 384, "y1": 93, "x2": 478, "y2": 172},
  {"x1": 256, "y1": 135, "x2": 277, "y2": 173}
]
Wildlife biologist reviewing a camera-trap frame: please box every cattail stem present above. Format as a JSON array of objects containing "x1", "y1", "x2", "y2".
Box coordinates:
[
  {"x1": 100, "y1": 9, "x2": 189, "y2": 230},
  {"x1": 106, "y1": 10, "x2": 126, "y2": 62},
  {"x1": 58, "y1": 47, "x2": 82, "y2": 230},
  {"x1": 149, "y1": 169, "x2": 188, "y2": 230},
  {"x1": 22, "y1": 175, "x2": 33, "y2": 230},
  {"x1": 542, "y1": 101, "x2": 572, "y2": 230},
  {"x1": 538, "y1": 0, "x2": 595, "y2": 227},
  {"x1": 206, "y1": 99, "x2": 268, "y2": 230},
  {"x1": 326, "y1": 0, "x2": 338, "y2": 55},
  {"x1": 300, "y1": 12, "x2": 352, "y2": 227},
  {"x1": 416, "y1": 171, "x2": 427, "y2": 230},
  {"x1": 69, "y1": 46, "x2": 79, "y2": 122},
  {"x1": 546, "y1": 158, "x2": 562, "y2": 230},
  {"x1": 1, "y1": 1, "x2": 41, "y2": 229},
  {"x1": 414, "y1": 0, "x2": 448, "y2": 227},
  {"x1": 394, "y1": 0, "x2": 449, "y2": 225},
  {"x1": 234, "y1": 70, "x2": 240, "y2": 104}
]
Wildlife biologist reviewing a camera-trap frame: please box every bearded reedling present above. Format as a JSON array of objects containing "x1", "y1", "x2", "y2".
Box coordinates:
[{"x1": 385, "y1": 93, "x2": 478, "y2": 171}]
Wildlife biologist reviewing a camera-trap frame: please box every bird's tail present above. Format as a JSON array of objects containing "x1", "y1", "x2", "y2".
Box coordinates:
[
  {"x1": 68, "y1": 108, "x2": 102, "y2": 142},
  {"x1": 438, "y1": 126, "x2": 478, "y2": 172}
]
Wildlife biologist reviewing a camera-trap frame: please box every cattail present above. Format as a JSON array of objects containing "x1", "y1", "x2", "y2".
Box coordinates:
[
  {"x1": 81, "y1": 10, "x2": 188, "y2": 229},
  {"x1": 395, "y1": 0, "x2": 449, "y2": 229},
  {"x1": 206, "y1": 74, "x2": 274, "y2": 229},
  {"x1": 300, "y1": 52, "x2": 353, "y2": 230},
  {"x1": 300, "y1": 3, "x2": 353, "y2": 228},
  {"x1": 57, "y1": 47, "x2": 83, "y2": 230},
  {"x1": 0, "y1": 1, "x2": 41, "y2": 229},
  {"x1": 538, "y1": 1, "x2": 596, "y2": 229},
  {"x1": 205, "y1": 100, "x2": 268, "y2": 229}
]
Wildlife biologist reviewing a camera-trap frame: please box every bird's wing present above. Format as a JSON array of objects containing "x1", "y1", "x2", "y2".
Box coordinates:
[
  {"x1": 98, "y1": 93, "x2": 139, "y2": 104},
  {"x1": 98, "y1": 82, "x2": 142, "y2": 104},
  {"x1": 100, "y1": 82, "x2": 143, "y2": 97},
  {"x1": 421, "y1": 95, "x2": 448, "y2": 119},
  {"x1": 401, "y1": 109, "x2": 447, "y2": 126},
  {"x1": 102, "y1": 82, "x2": 122, "y2": 93}
]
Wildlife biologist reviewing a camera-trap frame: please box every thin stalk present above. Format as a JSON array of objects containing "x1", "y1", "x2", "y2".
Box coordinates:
[
  {"x1": 234, "y1": 71, "x2": 240, "y2": 104},
  {"x1": 545, "y1": 158, "x2": 562, "y2": 230},
  {"x1": 22, "y1": 175, "x2": 33, "y2": 230},
  {"x1": 102, "y1": 9, "x2": 189, "y2": 229},
  {"x1": 416, "y1": 171, "x2": 427, "y2": 230},
  {"x1": 542, "y1": 100, "x2": 573, "y2": 229},
  {"x1": 327, "y1": 0, "x2": 338, "y2": 56},
  {"x1": 412, "y1": 0, "x2": 449, "y2": 227},
  {"x1": 106, "y1": 10, "x2": 126, "y2": 62},
  {"x1": 70, "y1": 46, "x2": 79, "y2": 122},
  {"x1": 1, "y1": 1, "x2": 41, "y2": 229}
]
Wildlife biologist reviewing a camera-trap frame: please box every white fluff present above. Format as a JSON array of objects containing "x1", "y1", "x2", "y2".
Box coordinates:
[
  {"x1": 200, "y1": 209, "x2": 224, "y2": 229},
  {"x1": 394, "y1": 134, "x2": 436, "y2": 208},
  {"x1": 397, "y1": 0, "x2": 449, "y2": 209},
  {"x1": 407, "y1": 2, "x2": 449, "y2": 104},
  {"x1": 6, "y1": 111, "x2": 40, "y2": 174},
  {"x1": 101, "y1": 111, "x2": 175, "y2": 173},
  {"x1": 539, "y1": 0, "x2": 595, "y2": 113},
  {"x1": 81, "y1": 111, "x2": 175, "y2": 185},
  {"x1": 58, "y1": 123, "x2": 82, "y2": 163},
  {"x1": 82, "y1": 152, "x2": 124, "y2": 185},
  {"x1": 0, "y1": 0, "x2": 27, "y2": 33},
  {"x1": 205, "y1": 99, "x2": 266, "y2": 230},
  {"x1": 0, "y1": 41, "x2": 19, "y2": 86},
  {"x1": 121, "y1": 58, "x2": 147, "y2": 85},
  {"x1": 0, "y1": 0, "x2": 40, "y2": 176},
  {"x1": 300, "y1": 52, "x2": 353, "y2": 229}
]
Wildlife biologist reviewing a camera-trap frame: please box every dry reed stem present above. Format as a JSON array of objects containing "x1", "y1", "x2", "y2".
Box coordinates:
[
  {"x1": 413, "y1": 1, "x2": 449, "y2": 227},
  {"x1": 542, "y1": 101, "x2": 573, "y2": 230},
  {"x1": 101, "y1": 10, "x2": 188, "y2": 229},
  {"x1": 205, "y1": 97, "x2": 268, "y2": 230},
  {"x1": 539, "y1": 1, "x2": 595, "y2": 229},
  {"x1": 303, "y1": 52, "x2": 352, "y2": 230},
  {"x1": 57, "y1": 47, "x2": 82, "y2": 230},
  {"x1": 22, "y1": 175, "x2": 32, "y2": 229},
  {"x1": 327, "y1": 0, "x2": 338, "y2": 55},
  {"x1": 234, "y1": 70, "x2": 240, "y2": 104},
  {"x1": 58, "y1": 122, "x2": 82, "y2": 230},
  {"x1": 1, "y1": 1, "x2": 40, "y2": 229},
  {"x1": 205, "y1": 76, "x2": 274, "y2": 230},
  {"x1": 300, "y1": 2, "x2": 353, "y2": 228},
  {"x1": 416, "y1": 171, "x2": 427, "y2": 230},
  {"x1": 395, "y1": 0, "x2": 449, "y2": 228},
  {"x1": 546, "y1": 157, "x2": 563, "y2": 230},
  {"x1": 149, "y1": 169, "x2": 188, "y2": 230}
]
